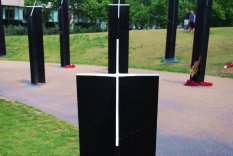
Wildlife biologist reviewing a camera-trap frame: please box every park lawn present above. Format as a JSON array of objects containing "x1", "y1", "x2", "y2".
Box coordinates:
[
  {"x1": 0, "y1": 97, "x2": 79, "y2": 156},
  {"x1": 1, "y1": 27, "x2": 233, "y2": 78}
]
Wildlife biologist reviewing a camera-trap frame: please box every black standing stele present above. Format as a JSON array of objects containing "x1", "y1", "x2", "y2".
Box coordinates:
[
  {"x1": 27, "y1": 6, "x2": 46, "y2": 84},
  {"x1": 113, "y1": 0, "x2": 125, "y2": 3},
  {"x1": 0, "y1": 0, "x2": 6, "y2": 56},
  {"x1": 190, "y1": 0, "x2": 213, "y2": 82},
  {"x1": 77, "y1": 74, "x2": 159, "y2": 156},
  {"x1": 77, "y1": 75, "x2": 116, "y2": 156},
  {"x1": 77, "y1": 2, "x2": 159, "y2": 156},
  {"x1": 164, "y1": 0, "x2": 179, "y2": 63},
  {"x1": 108, "y1": 4, "x2": 129, "y2": 73},
  {"x1": 58, "y1": 0, "x2": 70, "y2": 67},
  {"x1": 118, "y1": 75, "x2": 159, "y2": 156}
]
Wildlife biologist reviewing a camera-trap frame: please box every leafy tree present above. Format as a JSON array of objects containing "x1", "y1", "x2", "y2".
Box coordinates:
[
  {"x1": 81, "y1": 0, "x2": 110, "y2": 22},
  {"x1": 24, "y1": 0, "x2": 57, "y2": 26},
  {"x1": 126, "y1": 0, "x2": 150, "y2": 29},
  {"x1": 148, "y1": 0, "x2": 168, "y2": 28},
  {"x1": 211, "y1": 0, "x2": 233, "y2": 27},
  {"x1": 24, "y1": 0, "x2": 233, "y2": 30}
]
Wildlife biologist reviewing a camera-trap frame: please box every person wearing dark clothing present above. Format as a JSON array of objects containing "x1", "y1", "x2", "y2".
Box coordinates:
[
  {"x1": 184, "y1": 8, "x2": 190, "y2": 30},
  {"x1": 189, "y1": 10, "x2": 196, "y2": 32}
]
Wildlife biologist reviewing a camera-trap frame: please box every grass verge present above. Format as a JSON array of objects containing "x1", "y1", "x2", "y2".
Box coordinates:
[
  {"x1": 1, "y1": 27, "x2": 233, "y2": 78},
  {"x1": 0, "y1": 97, "x2": 79, "y2": 156}
]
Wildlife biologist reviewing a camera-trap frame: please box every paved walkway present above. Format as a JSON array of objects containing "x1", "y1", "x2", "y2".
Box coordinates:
[{"x1": 1, "y1": 60, "x2": 233, "y2": 156}]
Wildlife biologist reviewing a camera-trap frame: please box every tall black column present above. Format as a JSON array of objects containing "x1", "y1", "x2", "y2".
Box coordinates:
[
  {"x1": 27, "y1": 7, "x2": 46, "y2": 84},
  {"x1": 118, "y1": 76, "x2": 158, "y2": 156},
  {"x1": 58, "y1": 0, "x2": 70, "y2": 67},
  {"x1": 108, "y1": 5, "x2": 129, "y2": 73},
  {"x1": 190, "y1": 0, "x2": 213, "y2": 82},
  {"x1": 164, "y1": 0, "x2": 179, "y2": 63},
  {"x1": 113, "y1": 0, "x2": 125, "y2": 4},
  {"x1": 0, "y1": 0, "x2": 6, "y2": 56},
  {"x1": 77, "y1": 74, "x2": 159, "y2": 156},
  {"x1": 77, "y1": 2, "x2": 159, "y2": 156},
  {"x1": 77, "y1": 76, "x2": 116, "y2": 156}
]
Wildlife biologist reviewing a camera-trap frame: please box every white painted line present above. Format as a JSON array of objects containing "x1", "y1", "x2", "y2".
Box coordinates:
[
  {"x1": 115, "y1": 38, "x2": 120, "y2": 146},
  {"x1": 108, "y1": 4, "x2": 130, "y2": 6},
  {"x1": 76, "y1": 73, "x2": 159, "y2": 77},
  {"x1": 116, "y1": 39, "x2": 119, "y2": 73},
  {"x1": 76, "y1": 73, "x2": 116, "y2": 77},
  {"x1": 116, "y1": 74, "x2": 119, "y2": 146},
  {"x1": 118, "y1": 0, "x2": 120, "y2": 18},
  {"x1": 30, "y1": 0, "x2": 37, "y2": 17}
]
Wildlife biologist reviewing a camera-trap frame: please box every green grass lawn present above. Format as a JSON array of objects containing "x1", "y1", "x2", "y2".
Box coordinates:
[
  {"x1": 1, "y1": 27, "x2": 233, "y2": 78},
  {"x1": 0, "y1": 97, "x2": 79, "y2": 156}
]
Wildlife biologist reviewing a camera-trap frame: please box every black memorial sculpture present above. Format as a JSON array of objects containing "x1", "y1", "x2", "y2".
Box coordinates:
[
  {"x1": 27, "y1": 6, "x2": 46, "y2": 84},
  {"x1": 58, "y1": 0, "x2": 70, "y2": 67},
  {"x1": 77, "y1": 2, "x2": 159, "y2": 156},
  {"x1": 190, "y1": 0, "x2": 213, "y2": 82},
  {"x1": 108, "y1": 2, "x2": 129, "y2": 73},
  {"x1": 164, "y1": 0, "x2": 179, "y2": 63},
  {"x1": 113, "y1": 0, "x2": 125, "y2": 3},
  {"x1": 0, "y1": 0, "x2": 6, "y2": 56}
]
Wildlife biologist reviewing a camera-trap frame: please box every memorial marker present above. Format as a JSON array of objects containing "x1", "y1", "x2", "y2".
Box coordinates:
[
  {"x1": 58, "y1": 0, "x2": 70, "y2": 67},
  {"x1": 190, "y1": 0, "x2": 213, "y2": 82},
  {"x1": 0, "y1": 0, "x2": 6, "y2": 56},
  {"x1": 164, "y1": 0, "x2": 179, "y2": 63},
  {"x1": 27, "y1": 5, "x2": 45, "y2": 84},
  {"x1": 108, "y1": 0, "x2": 129, "y2": 73},
  {"x1": 77, "y1": 1, "x2": 159, "y2": 155}
]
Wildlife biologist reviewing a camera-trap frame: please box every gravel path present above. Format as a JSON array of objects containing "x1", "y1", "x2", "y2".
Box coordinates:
[{"x1": 1, "y1": 60, "x2": 233, "y2": 155}]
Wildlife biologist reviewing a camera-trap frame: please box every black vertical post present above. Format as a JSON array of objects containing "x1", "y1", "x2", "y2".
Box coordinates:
[
  {"x1": 113, "y1": 0, "x2": 125, "y2": 4},
  {"x1": 0, "y1": 0, "x2": 6, "y2": 56},
  {"x1": 77, "y1": 75, "x2": 159, "y2": 156},
  {"x1": 164, "y1": 0, "x2": 179, "y2": 63},
  {"x1": 108, "y1": 5, "x2": 129, "y2": 73},
  {"x1": 190, "y1": 0, "x2": 213, "y2": 82},
  {"x1": 77, "y1": 76, "x2": 116, "y2": 156},
  {"x1": 77, "y1": 2, "x2": 159, "y2": 156},
  {"x1": 27, "y1": 7, "x2": 46, "y2": 84},
  {"x1": 58, "y1": 0, "x2": 70, "y2": 67},
  {"x1": 119, "y1": 76, "x2": 159, "y2": 156}
]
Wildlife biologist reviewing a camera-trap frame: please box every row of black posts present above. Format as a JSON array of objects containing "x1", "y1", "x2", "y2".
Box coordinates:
[
  {"x1": 0, "y1": 0, "x2": 70, "y2": 84},
  {"x1": 0, "y1": 0, "x2": 213, "y2": 155},
  {"x1": 0, "y1": 0, "x2": 6, "y2": 56},
  {"x1": 27, "y1": 0, "x2": 70, "y2": 84},
  {"x1": 165, "y1": 0, "x2": 213, "y2": 82},
  {"x1": 0, "y1": 0, "x2": 213, "y2": 83}
]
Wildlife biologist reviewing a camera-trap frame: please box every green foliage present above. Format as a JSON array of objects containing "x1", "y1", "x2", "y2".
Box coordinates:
[
  {"x1": 4, "y1": 26, "x2": 27, "y2": 36},
  {"x1": 148, "y1": 0, "x2": 168, "y2": 28},
  {"x1": 43, "y1": 26, "x2": 59, "y2": 35},
  {"x1": 211, "y1": 0, "x2": 233, "y2": 27},
  {"x1": 125, "y1": 0, "x2": 169, "y2": 29},
  {"x1": 126, "y1": 0, "x2": 150, "y2": 29},
  {"x1": 0, "y1": 98, "x2": 79, "y2": 155},
  {"x1": 81, "y1": 0, "x2": 110, "y2": 22},
  {"x1": 24, "y1": 0, "x2": 233, "y2": 30},
  {"x1": 4, "y1": 26, "x2": 60, "y2": 35},
  {"x1": 72, "y1": 25, "x2": 103, "y2": 34},
  {"x1": 25, "y1": 0, "x2": 58, "y2": 27}
]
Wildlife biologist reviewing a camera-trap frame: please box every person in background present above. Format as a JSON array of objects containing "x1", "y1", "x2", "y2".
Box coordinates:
[
  {"x1": 184, "y1": 8, "x2": 190, "y2": 30},
  {"x1": 189, "y1": 10, "x2": 196, "y2": 32}
]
